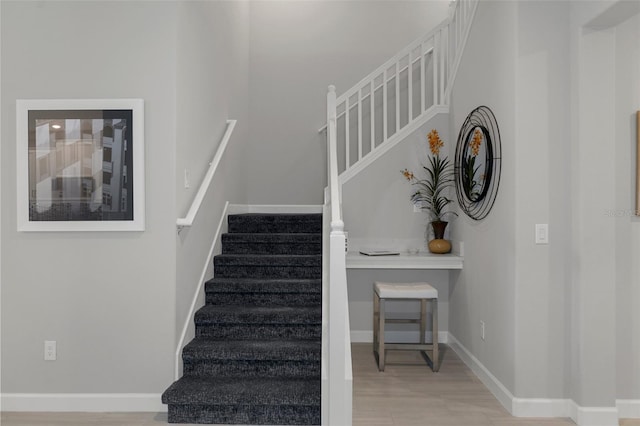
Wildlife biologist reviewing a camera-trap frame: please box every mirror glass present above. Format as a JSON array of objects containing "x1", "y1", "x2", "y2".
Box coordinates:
[{"x1": 461, "y1": 127, "x2": 492, "y2": 202}]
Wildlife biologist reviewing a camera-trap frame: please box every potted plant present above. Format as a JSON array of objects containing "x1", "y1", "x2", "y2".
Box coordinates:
[{"x1": 402, "y1": 129, "x2": 456, "y2": 253}]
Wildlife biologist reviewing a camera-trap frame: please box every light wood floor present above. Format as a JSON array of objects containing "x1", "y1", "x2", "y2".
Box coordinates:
[
  {"x1": 1, "y1": 343, "x2": 638, "y2": 426},
  {"x1": 354, "y1": 343, "x2": 567, "y2": 426}
]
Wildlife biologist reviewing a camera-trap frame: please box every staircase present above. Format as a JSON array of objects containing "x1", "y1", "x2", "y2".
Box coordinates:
[
  {"x1": 165, "y1": 2, "x2": 478, "y2": 424},
  {"x1": 162, "y1": 213, "x2": 323, "y2": 425}
]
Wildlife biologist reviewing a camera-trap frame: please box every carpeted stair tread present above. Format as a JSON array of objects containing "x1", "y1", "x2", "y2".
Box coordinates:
[
  {"x1": 214, "y1": 254, "x2": 322, "y2": 279},
  {"x1": 221, "y1": 233, "x2": 322, "y2": 255},
  {"x1": 222, "y1": 233, "x2": 321, "y2": 243},
  {"x1": 162, "y1": 376, "x2": 320, "y2": 406},
  {"x1": 182, "y1": 339, "x2": 321, "y2": 362},
  {"x1": 205, "y1": 278, "x2": 321, "y2": 306},
  {"x1": 205, "y1": 292, "x2": 321, "y2": 307},
  {"x1": 195, "y1": 305, "x2": 321, "y2": 325},
  {"x1": 196, "y1": 323, "x2": 321, "y2": 340},
  {"x1": 214, "y1": 254, "x2": 321, "y2": 267},
  {"x1": 166, "y1": 404, "x2": 319, "y2": 425},
  {"x1": 206, "y1": 278, "x2": 321, "y2": 294},
  {"x1": 228, "y1": 213, "x2": 322, "y2": 234}
]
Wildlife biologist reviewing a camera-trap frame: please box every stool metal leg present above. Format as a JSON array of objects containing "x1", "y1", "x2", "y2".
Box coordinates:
[
  {"x1": 373, "y1": 292, "x2": 379, "y2": 360},
  {"x1": 378, "y1": 298, "x2": 386, "y2": 371},
  {"x1": 432, "y1": 298, "x2": 439, "y2": 372},
  {"x1": 420, "y1": 299, "x2": 427, "y2": 345}
]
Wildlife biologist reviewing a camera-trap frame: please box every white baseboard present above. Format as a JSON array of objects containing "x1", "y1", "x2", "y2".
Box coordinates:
[
  {"x1": 512, "y1": 397, "x2": 571, "y2": 418},
  {"x1": 0, "y1": 393, "x2": 166, "y2": 412},
  {"x1": 350, "y1": 330, "x2": 448, "y2": 344},
  {"x1": 228, "y1": 204, "x2": 323, "y2": 214},
  {"x1": 510, "y1": 397, "x2": 628, "y2": 425},
  {"x1": 569, "y1": 401, "x2": 619, "y2": 426},
  {"x1": 617, "y1": 399, "x2": 640, "y2": 419},
  {"x1": 447, "y1": 333, "x2": 514, "y2": 413},
  {"x1": 448, "y1": 333, "x2": 631, "y2": 425}
]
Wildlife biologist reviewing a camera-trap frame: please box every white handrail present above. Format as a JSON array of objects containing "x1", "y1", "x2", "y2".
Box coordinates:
[
  {"x1": 318, "y1": 25, "x2": 448, "y2": 176},
  {"x1": 176, "y1": 119, "x2": 236, "y2": 229},
  {"x1": 317, "y1": 42, "x2": 438, "y2": 134},
  {"x1": 334, "y1": 19, "x2": 449, "y2": 109},
  {"x1": 444, "y1": 0, "x2": 479, "y2": 102},
  {"x1": 174, "y1": 201, "x2": 230, "y2": 379}
]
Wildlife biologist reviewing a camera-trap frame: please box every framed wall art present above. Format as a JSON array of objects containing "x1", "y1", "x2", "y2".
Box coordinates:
[{"x1": 16, "y1": 99, "x2": 145, "y2": 231}]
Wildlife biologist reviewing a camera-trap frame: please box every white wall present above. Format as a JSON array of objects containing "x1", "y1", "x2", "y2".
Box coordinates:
[
  {"x1": 246, "y1": 0, "x2": 450, "y2": 205},
  {"x1": 448, "y1": 0, "x2": 518, "y2": 395},
  {"x1": 341, "y1": 113, "x2": 452, "y2": 340},
  {"x1": 1, "y1": 1, "x2": 178, "y2": 396},
  {"x1": 175, "y1": 0, "x2": 250, "y2": 217},
  {"x1": 514, "y1": 0, "x2": 571, "y2": 400},
  {"x1": 174, "y1": 0, "x2": 250, "y2": 370},
  {"x1": 568, "y1": 1, "x2": 640, "y2": 410},
  {"x1": 613, "y1": 12, "x2": 640, "y2": 402},
  {"x1": 448, "y1": 0, "x2": 640, "y2": 416},
  {"x1": 176, "y1": 1, "x2": 234, "y2": 216},
  {"x1": 575, "y1": 25, "x2": 618, "y2": 409},
  {"x1": 343, "y1": 114, "x2": 452, "y2": 252}
]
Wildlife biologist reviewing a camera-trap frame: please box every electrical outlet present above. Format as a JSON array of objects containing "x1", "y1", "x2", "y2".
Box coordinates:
[
  {"x1": 44, "y1": 340, "x2": 56, "y2": 361},
  {"x1": 480, "y1": 321, "x2": 485, "y2": 341}
]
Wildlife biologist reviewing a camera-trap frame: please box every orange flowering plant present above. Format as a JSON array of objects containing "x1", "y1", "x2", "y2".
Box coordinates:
[{"x1": 401, "y1": 129, "x2": 456, "y2": 222}]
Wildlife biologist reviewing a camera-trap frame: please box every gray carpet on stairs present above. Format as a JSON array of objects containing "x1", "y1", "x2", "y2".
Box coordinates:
[{"x1": 162, "y1": 213, "x2": 322, "y2": 425}]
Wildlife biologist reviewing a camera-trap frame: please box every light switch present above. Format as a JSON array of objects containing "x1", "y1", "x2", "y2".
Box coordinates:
[
  {"x1": 184, "y1": 169, "x2": 191, "y2": 189},
  {"x1": 535, "y1": 224, "x2": 548, "y2": 244}
]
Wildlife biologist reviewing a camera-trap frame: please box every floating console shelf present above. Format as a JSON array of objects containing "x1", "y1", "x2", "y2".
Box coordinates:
[{"x1": 346, "y1": 252, "x2": 463, "y2": 270}]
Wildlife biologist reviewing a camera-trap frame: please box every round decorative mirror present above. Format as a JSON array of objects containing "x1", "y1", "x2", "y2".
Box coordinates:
[{"x1": 454, "y1": 106, "x2": 502, "y2": 220}]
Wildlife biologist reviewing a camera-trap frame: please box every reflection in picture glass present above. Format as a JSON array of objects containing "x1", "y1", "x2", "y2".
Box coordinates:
[{"x1": 28, "y1": 109, "x2": 134, "y2": 221}]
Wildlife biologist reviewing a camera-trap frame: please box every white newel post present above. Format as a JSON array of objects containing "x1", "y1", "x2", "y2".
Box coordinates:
[{"x1": 325, "y1": 85, "x2": 353, "y2": 426}]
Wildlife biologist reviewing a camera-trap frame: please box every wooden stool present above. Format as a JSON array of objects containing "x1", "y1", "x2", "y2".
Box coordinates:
[{"x1": 373, "y1": 282, "x2": 439, "y2": 372}]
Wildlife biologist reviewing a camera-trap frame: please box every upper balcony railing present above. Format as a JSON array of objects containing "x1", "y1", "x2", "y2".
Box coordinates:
[{"x1": 322, "y1": 0, "x2": 478, "y2": 183}]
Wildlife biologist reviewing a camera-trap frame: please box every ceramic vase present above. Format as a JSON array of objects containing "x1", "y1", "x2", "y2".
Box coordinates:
[{"x1": 428, "y1": 220, "x2": 452, "y2": 254}]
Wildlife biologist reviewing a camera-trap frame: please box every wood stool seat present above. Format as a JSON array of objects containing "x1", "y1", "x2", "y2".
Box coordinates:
[{"x1": 373, "y1": 281, "x2": 439, "y2": 372}]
